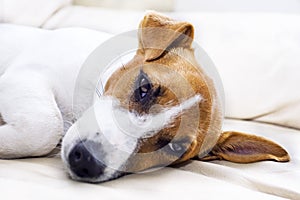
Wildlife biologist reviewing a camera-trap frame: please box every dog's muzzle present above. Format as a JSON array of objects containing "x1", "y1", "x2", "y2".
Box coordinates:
[
  {"x1": 62, "y1": 95, "x2": 203, "y2": 182},
  {"x1": 68, "y1": 141, "x2": 106, "y2": 179}
]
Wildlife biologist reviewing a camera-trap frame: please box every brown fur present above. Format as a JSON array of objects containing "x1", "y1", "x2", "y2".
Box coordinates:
[
  {"x1": 200, "y1": 131, "x2": 290, "y2": 163},
  {"x1": 104, "y1": 12, "x2": 289, "y2": 172}
]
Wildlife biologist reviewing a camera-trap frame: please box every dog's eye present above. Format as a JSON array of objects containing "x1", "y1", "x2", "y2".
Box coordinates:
[
  {"x1": 139, "y1": 76, "x2": 151, "y2": 98},
  {"x1": 134, "y1": 71, "x2": 152, "y2": 101},
  {"x1": 168, "y1": 143, "x2": 183, "y2": 153}
]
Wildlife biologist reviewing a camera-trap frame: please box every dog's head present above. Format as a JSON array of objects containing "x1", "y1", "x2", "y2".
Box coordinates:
[{"x1": 62, "y1": 12, "x2": 289, "y2": 183}]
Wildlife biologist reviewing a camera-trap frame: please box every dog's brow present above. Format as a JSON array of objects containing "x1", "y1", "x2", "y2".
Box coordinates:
[{"x1": 156, "y1": 137, "x2": 172, "y2": 148}]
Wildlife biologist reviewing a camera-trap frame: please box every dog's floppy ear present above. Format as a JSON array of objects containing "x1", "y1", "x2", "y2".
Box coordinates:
[
  {"x1": 199, "y1": 131, "x2": 290, "y2": 163},
  {"x1": 138, "y1": 11, "x2": 194, "y2": 61}
]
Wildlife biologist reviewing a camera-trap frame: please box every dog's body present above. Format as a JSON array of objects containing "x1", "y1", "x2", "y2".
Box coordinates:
[
  {"x1": 0, "y1": 24, "x2": 111, "y2": 157},
  {"x1": 0, "y1": 13, "x2": 289, "y2": 183}
]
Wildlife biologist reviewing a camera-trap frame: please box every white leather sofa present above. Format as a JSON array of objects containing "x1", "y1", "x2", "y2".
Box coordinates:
[{"x1": 1, "y1": 0, "x2": 300, "y2": 199}]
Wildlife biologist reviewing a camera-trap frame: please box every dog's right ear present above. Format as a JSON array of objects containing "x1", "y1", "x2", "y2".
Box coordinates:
[{"x1": 138, "y1": 12, "x2": 194, "y2": 61}]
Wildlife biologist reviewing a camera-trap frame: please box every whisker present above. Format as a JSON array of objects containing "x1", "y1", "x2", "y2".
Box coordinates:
[
  {"x1": 121, "y1": 61, "x2": 126, "y2": 70},
  {"x1": 95, "y1": 87, "x2": 102, "y2": 98}
]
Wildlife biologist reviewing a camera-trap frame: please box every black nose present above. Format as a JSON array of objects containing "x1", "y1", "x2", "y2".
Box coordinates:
[{"x1": 68, "y1": 141, "x2": 106, "y2": 178}]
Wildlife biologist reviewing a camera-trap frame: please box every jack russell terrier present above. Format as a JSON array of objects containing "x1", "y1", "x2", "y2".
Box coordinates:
[{"x1": 0, "y1": 12, "x2": 289, "y2": 183}]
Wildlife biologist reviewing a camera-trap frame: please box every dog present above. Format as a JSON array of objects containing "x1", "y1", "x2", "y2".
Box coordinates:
[{"x1": 0, "y1": 12, "x2": 289, "y2": 183}]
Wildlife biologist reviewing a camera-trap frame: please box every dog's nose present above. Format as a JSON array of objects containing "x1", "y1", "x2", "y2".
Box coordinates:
[{"x1": 68, "y1": 141, "x2": 105, "y2": 179}]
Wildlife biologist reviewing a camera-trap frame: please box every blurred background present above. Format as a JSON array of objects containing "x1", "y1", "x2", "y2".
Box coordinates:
[{"x1": 73, "y1": 0, "x2": 300, "y2": 13}]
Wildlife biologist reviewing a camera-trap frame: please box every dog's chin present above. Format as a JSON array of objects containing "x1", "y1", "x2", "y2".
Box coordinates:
[{"x1": 67, "y1": 168, "x2": 128, "y2": 183}]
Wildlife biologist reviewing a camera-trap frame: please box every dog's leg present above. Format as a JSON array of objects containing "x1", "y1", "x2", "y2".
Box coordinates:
[{"x1": 0, "y1": 72, "x2": 64, "y2": 159}]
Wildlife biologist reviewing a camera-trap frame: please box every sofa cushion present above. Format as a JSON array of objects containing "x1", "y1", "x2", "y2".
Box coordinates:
[
  {"x1": 0, "y1": 119, "x2": 299, "y2": 199},
  {"x1": 0, "y1": 0, "x2": 72, "y2": 27},
  {"x1": 179, "y1": 13, "x2": 300, "y2": 129}
]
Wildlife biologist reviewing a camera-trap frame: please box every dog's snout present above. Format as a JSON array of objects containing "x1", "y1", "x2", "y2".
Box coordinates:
[{"x1": 68, "y1": 141, "x2": 105, "y2": 179}]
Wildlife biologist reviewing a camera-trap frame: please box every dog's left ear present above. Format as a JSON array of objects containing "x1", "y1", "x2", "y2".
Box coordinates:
[
  {"x1": 198, "y1": 131, "x2": 290, "y2": 163},
  {"x1": 138, "y1": 12, "x2": 194, "y2": 61}
]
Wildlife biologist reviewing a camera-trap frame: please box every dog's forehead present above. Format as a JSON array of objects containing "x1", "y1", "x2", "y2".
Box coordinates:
[
  {"x1": 94, "y1": 95, "x2": 201, "y2": 137},
  {"x1": 104, "y1": 47, "x2": 200, "y2": 89}
]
